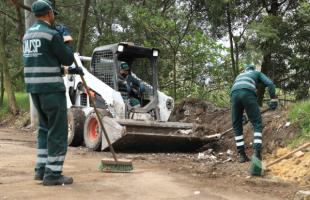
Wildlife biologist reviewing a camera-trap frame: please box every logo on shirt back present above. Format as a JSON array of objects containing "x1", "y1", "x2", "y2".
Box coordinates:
[{"x1": 23, "y1": 39, "x2": 42, "y2": 57}]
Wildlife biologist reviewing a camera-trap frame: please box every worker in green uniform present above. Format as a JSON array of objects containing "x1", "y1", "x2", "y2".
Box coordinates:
[
  {"x1": 23, "y1": 0, "x2": 83, "y2": 186},
  {"x1": 118, "y1": 62, "x2": 145, "y2": 107},
  {"x1": 230, "y1": 64, "x2": 278, "y2": 163}
]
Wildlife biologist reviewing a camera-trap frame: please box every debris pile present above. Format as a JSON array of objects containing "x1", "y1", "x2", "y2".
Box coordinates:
[
  {"x1": 171, "y1": 98, "x2": 309, "y2": 186},
  {"x1": 267, "y1": 147, "x2": 310, "y2": 186}
]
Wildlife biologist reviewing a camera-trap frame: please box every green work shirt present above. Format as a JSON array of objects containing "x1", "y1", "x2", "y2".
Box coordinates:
[
  {"x1": 231, "y1": 69, "x2": 276, "y2": 98},
  {"x1": 118, "y1": 73, "x2": 142, "y2": 92},
  {"x1": 23, "y1": 20, "x2": 74, "y2": 93}
]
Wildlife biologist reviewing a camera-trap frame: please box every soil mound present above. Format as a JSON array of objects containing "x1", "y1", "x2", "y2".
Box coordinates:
[
  {"x1": 0, "y1": 112, "x2": 30, "y2": 129},
  {"x1": 170, "y1": 98, "x2": 308, "y2": 186},
  {"x1": 170, "y1": 98, "x2": 300, "y2": 153}
]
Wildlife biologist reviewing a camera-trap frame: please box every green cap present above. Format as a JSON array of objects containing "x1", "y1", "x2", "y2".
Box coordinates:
[
  {"x1": 32, "y1": 0, "x2": 59, "y2": 17},
  {"x1": 120, "y1": 62, "x2": 130, "y2": 70},
  {"x1": 244, "y1": 64, "x2": 255, "y2": 71}
]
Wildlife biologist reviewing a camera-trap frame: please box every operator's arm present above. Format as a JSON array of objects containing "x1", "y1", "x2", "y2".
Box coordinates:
[
  {"x1": 51, "y1": 33, "x2": 74, "y2": 66},
  {"x1": 259, "y1": 72, "x2": 276, "y2": 98},
  {"x1": 130, "y1": 75, "x2": 142, "y2": 87}
]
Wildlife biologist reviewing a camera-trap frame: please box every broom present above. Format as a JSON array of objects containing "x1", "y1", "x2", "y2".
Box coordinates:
[
  {"x1": 73, "y1": 53, "x2": 133, "y2": 172},
  {"x1": 249, "y1": 155, "x2": 262, "y2": 176}
]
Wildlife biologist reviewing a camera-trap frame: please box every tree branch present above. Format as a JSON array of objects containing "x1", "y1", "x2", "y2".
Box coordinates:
[
  {"x1": 0, "y1": 9, "x2": 18, "y2": 22},
  {"x1": 239, "y1": 7, "x2": 264, "y2": 38},
  {"x1": 58, "y1": 3, "x2": 82, "y2": 8},
  {"x1": 10, "y1": 0, "x2": 31, "y2": 12}
]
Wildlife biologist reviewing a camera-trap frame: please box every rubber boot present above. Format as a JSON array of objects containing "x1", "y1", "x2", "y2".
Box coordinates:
[
  {"x1": 43, "y1": 176, "x2": 73, "y2": 186},
  {"x1": 238, "y1": 150, "x2": 250, "y2": 163},
  {"x1": 253, "y1": 149, "x2": 262, "y2": 160},
  {"x1": 34, "y1": 173, "x2": 44, "y2": 181}
]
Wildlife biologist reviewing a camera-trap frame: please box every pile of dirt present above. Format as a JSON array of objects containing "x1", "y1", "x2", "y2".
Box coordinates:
[
  {"x1": 267, "y1": 147, "x2": 310, "y2": 186},
  {"x1": 0, "y1": 111, "x2": 30, "y2": 129},
  {"x1": 170, "y1": 98, "x2": 229, "y2": 137},
  {"x1": 170, "y1": 98, "x2": 301, "y2": 153},
  {"x1": 170, "y1": 98, "x2": 309, "y2": 186}
]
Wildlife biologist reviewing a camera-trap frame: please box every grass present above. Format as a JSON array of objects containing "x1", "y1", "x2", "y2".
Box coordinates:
[
  {"x1": 287, "y1": 99, "x2": 310, "y2": 148},
  {"x1": 0, "y1": 92, "x2": 29, "y2": 120}
]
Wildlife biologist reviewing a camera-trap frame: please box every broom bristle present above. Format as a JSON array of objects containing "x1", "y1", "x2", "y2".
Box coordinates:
[
  {"x1": 98, "y1": 158, "x2": 133, "y2": 173},
  {"x1": 249, "y1": 155, "x2": 262, "y2": 176}
]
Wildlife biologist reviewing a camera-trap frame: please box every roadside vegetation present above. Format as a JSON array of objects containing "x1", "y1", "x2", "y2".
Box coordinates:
[
  {"x1": 0, "y1": 92, "x2": 29, "y2": 120},
  {"x1": 288, "y1": 99, "x2": 310, "y2": 147}
]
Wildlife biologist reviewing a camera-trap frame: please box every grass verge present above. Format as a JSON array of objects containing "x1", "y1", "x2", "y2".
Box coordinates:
[
  {"x1": 288, "y1": 99, "x2": 310, "y2": 148},
  {"x1": 0, "y1": 92, "x2": 29, "y2": 120}
]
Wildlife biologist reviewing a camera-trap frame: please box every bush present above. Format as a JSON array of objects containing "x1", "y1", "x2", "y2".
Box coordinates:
[{"x1": 288, "y1": 100, "x2": 310, "y2": 147}]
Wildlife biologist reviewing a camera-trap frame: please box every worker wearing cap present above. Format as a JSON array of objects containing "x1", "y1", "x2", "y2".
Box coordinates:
[
  {"x1": 118, "y1": 62, "x2": 145, "y2": 107},
  {"x1": 23, "y1": 0, "x2": 83, "y2": 186},
  {"x1": 230, "y1": 64, "x2": 278, "y2": 163}
]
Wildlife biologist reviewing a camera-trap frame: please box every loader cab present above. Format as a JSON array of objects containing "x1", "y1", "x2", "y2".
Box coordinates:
[{"x1": 90, "y1": 42, "x2": 160, "y2": 119}]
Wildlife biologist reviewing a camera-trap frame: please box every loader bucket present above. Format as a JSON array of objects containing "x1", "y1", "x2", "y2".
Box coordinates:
[{"x1": 101, "y1": 119, "x2": 209, "y2": 152}]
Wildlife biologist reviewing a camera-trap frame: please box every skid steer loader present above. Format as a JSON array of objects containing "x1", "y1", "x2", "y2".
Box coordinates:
[{"x1": 64, "y1": 42, "x2": 208, "y2": 152}]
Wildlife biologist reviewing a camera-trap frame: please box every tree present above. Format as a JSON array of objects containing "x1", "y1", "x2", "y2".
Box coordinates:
[
  {"x1": 76, "y1": 0, "x2": 91, "y2": 54},
  {"x1": 24, "y1": 0, "x2": 36, "y2": 125},
  {"x1": 0, "y1": 1, "x2": 25, "y2": 115}
]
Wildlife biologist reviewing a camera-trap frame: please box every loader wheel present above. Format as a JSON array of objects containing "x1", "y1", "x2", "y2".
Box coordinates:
[
  {"x1": 84, "y1": 109, "x2": 111, "y2": 151},
  {"x1": 67, "y1": 107, "x2": 85, "y2": 147}
]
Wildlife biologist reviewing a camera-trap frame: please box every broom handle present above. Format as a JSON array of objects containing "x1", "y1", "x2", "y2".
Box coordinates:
[
  {"x1": 266, "y1": 142, "x2": 310, "y2": 168},
  {"x1": 73, "y1": 57, "x2": 118, "y2": 162}
]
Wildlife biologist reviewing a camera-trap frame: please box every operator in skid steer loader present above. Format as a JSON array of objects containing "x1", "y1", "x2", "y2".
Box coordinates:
[
  {"x1": 22, "y1": 0, "x2": 83, "y2": 186},
  {"x1": 230, "y1": 64, "x2": 278, "y2": 166},
  {"x1": 118, "y1": 62, "x2": 145, "y2": 107}
]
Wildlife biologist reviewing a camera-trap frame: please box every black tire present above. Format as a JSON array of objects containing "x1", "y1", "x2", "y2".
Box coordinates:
[
  {"x1": 68, "y1": 107, "x2": 85, "y2": 147},
  {"x1": 83, "y1": 109, "x2": 112, "y2": 151}
]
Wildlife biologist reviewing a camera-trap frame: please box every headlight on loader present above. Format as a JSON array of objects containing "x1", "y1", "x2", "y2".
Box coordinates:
[
  {"x1": 152, "y1": 49, "x2": 159, "y2": 57},
  {"x1": 117, "y1": 44, "x2": 124, "y2": 52}
]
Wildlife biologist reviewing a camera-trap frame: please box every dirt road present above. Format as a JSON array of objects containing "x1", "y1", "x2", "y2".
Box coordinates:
[{"x1": 0, "y1": 128, "x2": 300, "y2": 200}]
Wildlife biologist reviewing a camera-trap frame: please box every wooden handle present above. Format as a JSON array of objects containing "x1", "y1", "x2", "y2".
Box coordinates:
[
  {"x1": 266, "y1": 142, "x2": 310, "y2": 169},
  {"x1": 73, "y1": 56, "x2": 118, "y2": 162}
]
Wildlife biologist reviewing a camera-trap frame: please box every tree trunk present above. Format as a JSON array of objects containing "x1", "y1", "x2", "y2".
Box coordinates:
[
  {"x1": 257, "y1": 52, "x2": 271, "y2": 105},
  {"x1": 76, "y1": 0, "x2": 90, "y2": 54},
  {"x1": 24, "y1": 0, "x2": 35, "y2": 28},
  {"x1": 24, "y1": 0, "x2": 37, "y2": 127},
  {"x1": 0, "y1": 61, "x2": 4, "y2": 106},
  {"x1": 172, "y1": 50, "x2": 177, "y2": 100},
  {"x1": 14, "y1": 2, "x2": 24, "y2": 41},
  {"x1": 234, "y1": 39, "x2": 239, "y2": 74},
  {"x1": 257, "y1": 0, "x2": 279, "y2": 105},
  {"x1": 226, "y1": 3, "x2": 237, "y2": 79},
  {"x1": 0, "y1": 18, "x2": 18, "y2": 115}
]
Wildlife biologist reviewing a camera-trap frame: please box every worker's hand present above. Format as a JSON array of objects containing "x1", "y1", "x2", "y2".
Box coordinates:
[
  {"x1": 55, "y1": 24, "x2": 73, "y2": 43},
  {"x1": 269, "y1": 98, "x2": 278, "y2": 110},
  {"x1": 68, "y1": 66, "x2": 84, "y2": 75},
  {"x1": 139, "y1": 84, "x2": 145, "y2": 94}
]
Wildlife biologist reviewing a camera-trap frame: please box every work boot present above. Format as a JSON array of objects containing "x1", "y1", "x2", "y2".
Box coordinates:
[
  {"x1": 43, "y1": 175, "x2": 73, "y2": 186},
  {"x1": 253, "y1": 149, "x2": 262, "y2": 160},
  {"x1": 34, "y1": 173, "x2": 44, "y2": 181},
  {"x1": 238, "y1": 150, "x2": 250, "y2": 163}
]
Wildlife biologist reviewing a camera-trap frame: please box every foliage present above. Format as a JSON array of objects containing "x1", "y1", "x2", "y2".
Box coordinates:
[
  {"x1": 247, "y1": 1, "x2": 310, "y2": 100},
  {"x1": 0, "y1": 0, "x2": 309, "y2": 109},
  {"x1": 288, "y1": 99, "x2": 310, "y2": 147}
]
